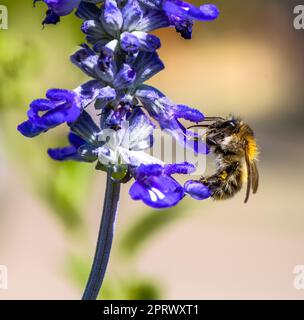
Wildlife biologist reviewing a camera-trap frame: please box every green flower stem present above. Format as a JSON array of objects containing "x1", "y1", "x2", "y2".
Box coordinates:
[{"x1": 82, "y1": 171, "x2": 121, "y2": 300}]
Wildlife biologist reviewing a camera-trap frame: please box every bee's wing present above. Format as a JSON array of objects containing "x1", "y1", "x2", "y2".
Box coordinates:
[
  {"x1": 244, "y1": 150, "x2": 252, "y2": 204},
  {"x1": 244, "y1": 150, "x2": 259, "y2": 203},
  {"x1": 251, "y1": 160, "x2": 259, "y2": 194}
]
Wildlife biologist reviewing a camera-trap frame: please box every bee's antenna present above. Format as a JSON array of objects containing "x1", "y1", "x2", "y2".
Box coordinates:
[
  {"x1": 187, "y1": 124, "x2": 209, "y2": 129},
  {"x1": 188, "y1": 116, "x2": 225, "y2": 130},
  {"x1": 203, "y1": 117, "x2": 225, "y2": 120}
]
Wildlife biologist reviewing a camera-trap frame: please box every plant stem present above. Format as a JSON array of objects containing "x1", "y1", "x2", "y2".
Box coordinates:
[{"x1": 82, "y1": 171, "x2": 121, "y2": 300}]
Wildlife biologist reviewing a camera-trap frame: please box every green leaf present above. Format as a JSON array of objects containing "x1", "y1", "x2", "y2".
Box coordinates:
[
  {"x1": 119, "y1": 202, "x2": 187, "y2": 258},
  {"x1": 42, "y1": 161, "x2": 93, "y2": 230}
]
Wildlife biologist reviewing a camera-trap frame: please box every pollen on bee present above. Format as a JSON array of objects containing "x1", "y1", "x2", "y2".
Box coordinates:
[
  {"x1": 246, "y1": 136, "x2": 259, "y2": 161},
  {"x1": 219, "y1": 171, "x2": 228, "y2": 180}
]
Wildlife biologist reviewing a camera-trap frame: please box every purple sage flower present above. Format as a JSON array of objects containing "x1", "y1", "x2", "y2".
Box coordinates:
[{"x1": 19, "y1": 0, "x2": 220, "y2": 300}]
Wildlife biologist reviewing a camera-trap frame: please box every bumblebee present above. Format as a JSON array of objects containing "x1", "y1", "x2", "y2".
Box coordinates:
[{"x1": 189, "y1": 117, "x2": 259, "y2": 203}]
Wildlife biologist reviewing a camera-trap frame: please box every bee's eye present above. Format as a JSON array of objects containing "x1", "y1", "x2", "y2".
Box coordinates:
[{"x1": 217, "y1": 120, "x2": 237, "y2": 129}]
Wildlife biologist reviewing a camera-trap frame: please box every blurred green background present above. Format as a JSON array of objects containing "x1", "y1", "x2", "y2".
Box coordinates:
[{"x1": 0, "y1": 0, "x2": 304, "y2": 299}]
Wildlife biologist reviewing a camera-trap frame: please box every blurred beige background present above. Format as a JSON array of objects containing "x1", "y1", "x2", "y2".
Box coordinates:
[{"x1": 0, "y1": 0, "x2": 304, "y2": 299}]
